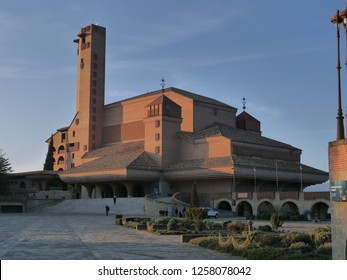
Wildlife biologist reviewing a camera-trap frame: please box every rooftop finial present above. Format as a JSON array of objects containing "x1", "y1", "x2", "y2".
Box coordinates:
[
  {"x1": 161, "y1": 78, "x2": 166, "y2": 93},
  {"x1": 242, "y1": 97, "x2": 246, "y2": 111}
]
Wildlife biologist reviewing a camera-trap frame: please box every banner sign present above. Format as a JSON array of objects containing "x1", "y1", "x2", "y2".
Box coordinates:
[{"x1": 330, "y1": 180, "x2": 347, "y2": 202}]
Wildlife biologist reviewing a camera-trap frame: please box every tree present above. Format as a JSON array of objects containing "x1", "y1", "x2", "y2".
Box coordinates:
[
  {"x1": 190, "y1": 181, "x2": 200, "y2": 207},
  {"x1": 270, "y1": 212, "x2": 285, "y2": 230},
  {"x1": 43, "y1": 135, "x2": 54, "y2": 170},
  {"x1": 0, "y1": 150, "x2": 13, "y2": 195}
]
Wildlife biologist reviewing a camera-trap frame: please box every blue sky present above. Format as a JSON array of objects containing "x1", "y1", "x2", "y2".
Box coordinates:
[{"x1": 0, "y1": 0, "x2": 345, "y2": 179}]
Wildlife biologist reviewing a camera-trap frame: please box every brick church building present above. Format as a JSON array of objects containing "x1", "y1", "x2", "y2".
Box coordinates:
[{"x1": 46, "y1": 24, "x2": 327, "y2": 214}]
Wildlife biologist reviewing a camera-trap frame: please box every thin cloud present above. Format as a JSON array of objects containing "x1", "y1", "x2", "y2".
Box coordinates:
[{"x1": 113, "y1": 8, "x2": 240, "y2": 55}]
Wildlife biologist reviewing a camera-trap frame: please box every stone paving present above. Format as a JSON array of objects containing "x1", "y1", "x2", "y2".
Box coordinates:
[{"x1": 0, "y1": 213, "x2": 243, "y2": 260}]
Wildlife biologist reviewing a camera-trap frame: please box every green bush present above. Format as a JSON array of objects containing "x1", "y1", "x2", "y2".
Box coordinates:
[
  {"x1": 242, "y1": 247, "x2": 289, "y2": 259},
  {"x1": 185, "y1": 208, "x2": 208, "y2": 220},
  {"x1": 313, "y1": 227, "x2": 331, "y2": 246},
  {"x1": 155, "y1": 217, "x2": 172, "y2": 225},
  {"x1": 194, "y1": 220, "x2": 206, "y2": 232},
  {"x1": 270, "y1": 212, "x2": 285, "y2": 229},
  {"x1": 316, "y1": 242, "x2": 332, "y2": 258},
  {"x1": 189, "y1": 236, "x2": 220, "y2": 250},
  {"x1": 280, "y1": 231, "x2": 313, "y2": 247},
  {"x1": 167, "y1": 218, "x2": 179, "y2": 231},
  {"x1": 205, "y1": 221, "x2": 223, "y2": 230},
  {"x1": 226, "y1": 221, "x2": 248, "y2": 233},
  {"x1": 289, "y1": 242, "x2": 313, "y2": 253},
  {"x1": 258, "y1": 225, "x2": 272, "y2": 232},
  {"x1": 251, "y1": 232, "x2": 283, "y2": 247},
  {"x1": 166, "y1": 218, "x2": 194, "y2": 231}
]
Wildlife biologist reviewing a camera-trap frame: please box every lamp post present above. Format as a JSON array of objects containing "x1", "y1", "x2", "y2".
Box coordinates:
[{"x1": 331, "y1": 10, "x2": 345, "y2": 140}]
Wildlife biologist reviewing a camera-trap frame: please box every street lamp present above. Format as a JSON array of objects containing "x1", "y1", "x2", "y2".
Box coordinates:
[{"x1": 331, "y1": 9, "x2": 345, "y2": 140}]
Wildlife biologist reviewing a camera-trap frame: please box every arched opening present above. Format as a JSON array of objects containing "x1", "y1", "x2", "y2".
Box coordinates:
[
  {"x1": 101, "y1": 185, "x2": 113, "y2": 198},
  {"x1": 280, "y1": 201, "x2": 299, "y2": 217},
  {"x1": 133, "y1": 184, "x2": 145, "y2": 197},
  {"x1": 236, "y1": 201, "x2": 253, "y2": 217},
  {"x1": 58, "y1": 145, "x2": 65, "y2": 154},
  {"x1": 311, "y1": 202, "x2": 330, "y2": 220},
  {"x1": 116, "y1": 184, "x2": 128, "y2": 197},
  {"x1": 217, "y1": 200, "x2": 232, "y2": 211},
  {"x1": 257, "y1": 201, "x2": 275, "y2": 219},
  {"x1": 57, "y1": 156, "x2": 65, "y2": 164}
]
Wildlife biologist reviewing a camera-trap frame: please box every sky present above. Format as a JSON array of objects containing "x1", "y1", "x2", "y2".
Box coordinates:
[{"x1": 0, "y1": 0, "x2": 346, "y2": 184}]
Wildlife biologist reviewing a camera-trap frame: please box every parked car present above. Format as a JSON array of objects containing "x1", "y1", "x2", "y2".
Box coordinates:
[{"x1": 207, "y1": 208, "x2": 219, "y2": 219}]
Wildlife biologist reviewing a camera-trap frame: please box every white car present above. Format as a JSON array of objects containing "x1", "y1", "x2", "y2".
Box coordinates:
[{"x1": 207, "y1": 208, "x2": 219, "y2": 219}]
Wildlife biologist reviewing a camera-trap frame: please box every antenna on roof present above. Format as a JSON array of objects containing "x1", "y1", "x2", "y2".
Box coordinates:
[{"x1": 242, "y1": 97, "x2": 246, "y2": 111}]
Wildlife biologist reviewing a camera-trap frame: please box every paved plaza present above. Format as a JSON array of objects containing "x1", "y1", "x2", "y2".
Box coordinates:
[{"x1": 0, "y1": 213, "x2": 243, "y2": 260}]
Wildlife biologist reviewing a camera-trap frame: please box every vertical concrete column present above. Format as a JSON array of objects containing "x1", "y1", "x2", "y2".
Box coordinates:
[
  {"x1": 274, "y1": 191, "x2": 281, "y2": 212},
  {"x1": 159, "y1": 173, "x2": 170, "y2": 196},
  {"x1": 252, "y1": 192, "x2": 258, "y2": 217},
  {"x1": 298, "y1": 191, "x2": 306, "y2": 215}
]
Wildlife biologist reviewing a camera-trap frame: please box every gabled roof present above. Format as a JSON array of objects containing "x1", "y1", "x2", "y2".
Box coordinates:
[
  {"x1": 62, "y1": 141, "x2": 159, "y2": 174},
  {"x1": 179, "y1": 122, "x2": 299, "y2": 150},
  {"x1": 105, "y1": 87, "x2": 236, "y2": 110}
]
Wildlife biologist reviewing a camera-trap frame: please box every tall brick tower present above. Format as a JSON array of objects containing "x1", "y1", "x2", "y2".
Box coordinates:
[
  {"x1": 71, "y1": 24, "x2": 106, "y2": 166},
  {"x1": 329, "y1": 9, "x2": 347, "y2": 260}
]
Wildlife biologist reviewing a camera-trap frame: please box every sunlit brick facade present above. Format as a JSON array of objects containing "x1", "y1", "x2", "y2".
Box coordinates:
[{"x1": 46, "y1": 24, "x2": 328, "y2": 216}]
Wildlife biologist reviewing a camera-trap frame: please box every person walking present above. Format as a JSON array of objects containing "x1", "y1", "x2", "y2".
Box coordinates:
[
  {"x1": 113, "y1": 195, "x2": 117, "y2": 205},
  {"x1": 105, "y1": 205, "x2": 110, "y2": 216}
]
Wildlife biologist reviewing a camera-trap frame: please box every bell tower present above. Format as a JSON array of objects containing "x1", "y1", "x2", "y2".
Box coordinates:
[{"x1": 73, "y1": 24, "x2": 106, "y2": 156}]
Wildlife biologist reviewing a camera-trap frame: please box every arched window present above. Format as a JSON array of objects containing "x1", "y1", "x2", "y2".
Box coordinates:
[
  {"x1": 57, "y1": 156, "x2": 65, "y2": 164},
  {"x1": 58, "y1": 145, "x2": 65, "y2": 154}
]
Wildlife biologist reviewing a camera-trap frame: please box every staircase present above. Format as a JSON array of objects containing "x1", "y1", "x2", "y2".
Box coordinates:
[{"x1": 34, "y1": 197, "x2": 145, "y2": 216}]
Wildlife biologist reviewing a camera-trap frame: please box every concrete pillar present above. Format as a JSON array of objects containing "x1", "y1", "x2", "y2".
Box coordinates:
[
  {"x1": 298, "y1": 191, "x2": 306, "y2": 215},
  {"x1": 158, "y1": 173, "x2": 170, "y2": 196}
]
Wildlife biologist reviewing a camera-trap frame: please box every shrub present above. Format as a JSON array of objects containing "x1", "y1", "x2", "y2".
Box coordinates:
[
  {"x1": 316, "y1": 242, "x2": 332, "y2": 258},
  {"x1": 167, "y1": 218, "x2": 179, "y2": 231},
  {"x1": 226, "y1": 221, "x2": 248, "y2": 233},
  {"x1": 242, "y1": 247, "x2": 289, "y2": 260},
  {"x1": 155, "y1": 217, "x2": 172, "y2": 225},
  {"x1": 313, "y1": 227, "x2": 331, "y2": 246},
  {"x1": 193, "y1": 220, "x2": 206, "y2": 232},
  {"x1": 185, "y1": 207, "x2": 208, "y2": 220},
  {"x1": 205, "y1": 221, "x2": 223, "y2": 230},
  {"x1": 289, "y1": 242, "x2": 313, "y2": 253},
  {"x1": 251, "y1": 232, "x2": 283, "y2": 247},
  {"x1": 270, "y1": 212, "x2": 285, "y2": 230},
  {"x1": 280, "y1": 231, "x2": 313, "y2": 247},
  {"x1": 189, "y1": 236, "x2": 220, "y2": 250},
  {"x1": 258, "y1": 225, "x2": 272, "y2": 232}
]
